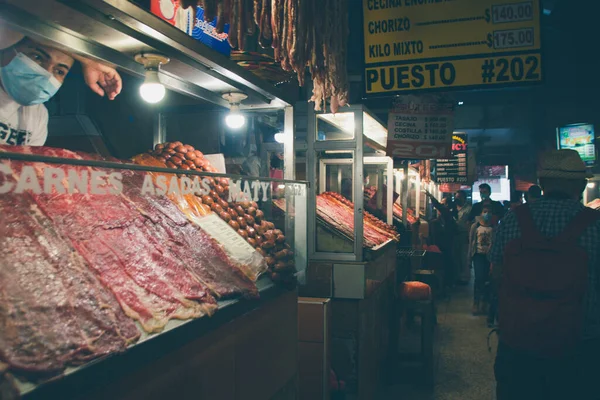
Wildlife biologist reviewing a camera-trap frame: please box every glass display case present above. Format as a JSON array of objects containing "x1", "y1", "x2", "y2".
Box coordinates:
[
  {"x1": 307, "y1": 105, "x2": 395, "y2": 263},
  {"x1": 0, "y1": 146, "x2": 306, "y2": 397}
]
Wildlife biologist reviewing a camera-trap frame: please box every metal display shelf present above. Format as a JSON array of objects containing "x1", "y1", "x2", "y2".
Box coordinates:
[{"x1": 0, "y1": 0, "x2": 292, "y2": 110}]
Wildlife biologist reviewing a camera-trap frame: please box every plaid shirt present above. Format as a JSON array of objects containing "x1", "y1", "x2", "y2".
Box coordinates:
[{"x1": 489, "y1": 198, "x2": 600, "y2": 339}]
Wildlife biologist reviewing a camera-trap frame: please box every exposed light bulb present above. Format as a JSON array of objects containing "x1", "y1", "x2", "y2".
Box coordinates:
[
  {"x1": 222, "y1": 93, "x2": 248, "y2": 129},
  {"x1": 226, "y1": 105, "x2": 245, "y2": 129},
  {"x1": 587, "y1": 182, "x2": 596, "y2": 189},
  {"x1": 458, "y1": 101, "x2": 464, "y2": 106},
  {"x1": 274, "y1": 132, "x2": 285, "y2": 143},
  {"x1": 139, "y1": 70, "x2": 165, "y2": 103},
  {"x1": 226, "y1": 113, "x2": 245, "y2": 129}
]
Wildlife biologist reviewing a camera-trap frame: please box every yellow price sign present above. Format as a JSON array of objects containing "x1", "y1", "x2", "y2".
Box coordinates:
[
  {"x1": 366, "y1": 54, "x2": 542, "y2": 93},
  {"x1": 363, "y1": 0, "x2": 542, "y2": 94}
]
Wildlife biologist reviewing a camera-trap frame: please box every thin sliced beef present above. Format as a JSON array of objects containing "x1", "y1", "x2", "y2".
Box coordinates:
[
  {"x1": 118, "y1": 168, "x2": 259, "y2": 299},
  {"x1": 1, "y1": 147, "x2": 216, "y2": 333},
  {"x1": 0, "y1": 189, "x2": 138, "y2": 374}
]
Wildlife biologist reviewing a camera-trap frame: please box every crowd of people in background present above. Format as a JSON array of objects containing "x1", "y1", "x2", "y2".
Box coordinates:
[
  {"x1": 425, "y1": 149, "x2": 599, "y2": 399},
  {"x1": 427, "y1": 182, "x2": 544, "y2": 328}
]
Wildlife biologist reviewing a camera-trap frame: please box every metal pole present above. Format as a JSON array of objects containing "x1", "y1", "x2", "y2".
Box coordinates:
[
  {"x1": 415, "y1": 175, "x2": 421, "y2": 220},
  {"x1": 307, "y1": 107, "x2": 317, "y2": 259},
  {"x1": 387, "y1": 158, "x2": 393, "y2": 225},
  {"x1": 402, "y1": 163, "x2": 409, "y2": 226},
  {"x1": 283, "y1": 106, "x2": 295, "y2": 180},
  {"x1": 353, "y1": 110, "x2": 365, "y2": 261}
]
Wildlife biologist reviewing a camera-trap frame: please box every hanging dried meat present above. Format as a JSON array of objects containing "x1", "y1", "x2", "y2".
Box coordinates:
[{"x1": 179, "y1": 0, "x2": 349, "y2": 113}]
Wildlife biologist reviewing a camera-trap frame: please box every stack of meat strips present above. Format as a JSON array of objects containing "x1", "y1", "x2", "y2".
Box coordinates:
[
  {"x1": 364, "y1": 185, "x2": 418, "y2": 224},
  {"x1": 0, "y1": 145, "x2": 260, "y2": 378},
  {"x1": 393, "y1": 203, "x2": 418, "y2": 225},
  {"x1": 179, "y1": 0, "x2": 349, "y2": 113},
  {"x1": 317, "y1": 192, "x2": 399, "y2": 248},
  {"x1": 148, "y1": 141, "x2": 296, "y2": 284}
]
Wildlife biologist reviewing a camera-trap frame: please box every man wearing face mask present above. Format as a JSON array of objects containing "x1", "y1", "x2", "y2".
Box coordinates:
[
  {"x1": 0, "y1": 27, "x2": 122, "y2": 146},
  {"x1": 469, "y1": 183, "x2": 505, "y2": 224}
]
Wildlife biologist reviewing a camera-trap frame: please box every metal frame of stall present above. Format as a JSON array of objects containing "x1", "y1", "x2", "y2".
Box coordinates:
[
  {"x1": 0, "y1": 0, "x2": 305, "y2": 258},
  {"x1": 394, "y1": 164, "x2": 441, "y2": 225},
  {"x1": 0, "y1": 0, "x2": 297, "y2": 174},
  {"x1": 306, "y1": 104, "x2": 394, "y2": 263},
  {"x1": 304, "y1": 105, "x2": 398, "y2": 399},
  {"x1": 0, "y1": 1, "x2": 306, "y2": 398}
]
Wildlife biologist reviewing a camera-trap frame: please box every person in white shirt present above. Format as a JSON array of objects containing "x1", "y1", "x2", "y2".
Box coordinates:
[{"x1": 0, "y1": 26, "x2": 122, "y2": 146}]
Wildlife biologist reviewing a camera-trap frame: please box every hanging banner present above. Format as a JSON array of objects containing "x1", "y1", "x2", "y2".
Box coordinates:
[
  {"x1": 362, "y1": 0, "x2": 542, "y2": 95},
  {"x1": 435, "y1": 133, "x2": 468, "y2": 184},
  {"x1": 386, "y1": 95, "x2": 454, "y2": 160}
]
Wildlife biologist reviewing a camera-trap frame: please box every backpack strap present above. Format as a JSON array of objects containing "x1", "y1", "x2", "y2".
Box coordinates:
[
  {"x1": 556, "y1": 208, "x2": 600, "y2": 243},
  {"x1": 514, "y1": 204, "x2": 544, "y2": 242}
]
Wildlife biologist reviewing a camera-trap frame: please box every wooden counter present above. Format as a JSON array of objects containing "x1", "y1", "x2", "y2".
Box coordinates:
[{"x1": 299, "y1": 244, "x2": 397, "y2": 399}]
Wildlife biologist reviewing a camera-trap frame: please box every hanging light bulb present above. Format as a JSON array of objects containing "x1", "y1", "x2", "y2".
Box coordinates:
[
  {"x1": 222, "y1": 92, "x2": 248, "y2": 129},
  {"x1": 225, "y1": 103, "x2": 246, "y2": 129},
  {"x1": 274, "y1": 132, "x2": 285, "y2": 143},
  {"x1": 139, "y1": 70, "x2": 166, "y2": 103},
  {"x1": 135, "y1": 53, "x2": 170, "y2": 104}
]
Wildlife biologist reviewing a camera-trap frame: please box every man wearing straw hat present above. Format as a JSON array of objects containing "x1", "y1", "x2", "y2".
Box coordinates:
[{"x1": 489, "y1": 149, "x2": 600, "y2": 400}]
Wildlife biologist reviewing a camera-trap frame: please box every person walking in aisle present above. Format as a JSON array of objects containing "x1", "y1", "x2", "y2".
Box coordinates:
[
  {"x1": 425, "y1": 192, "x2": 457, "y2": 287},
  {"x1": 490, "y1": 149, "x2": 600, "y2": 400},
  {"x1": 526, "y1": 184, "x2": 542, "y2": 204},
  {"x1": 468, "y1": 204, "x2": 494, "y2": 315},
  {"x1": 454, "y1": 190, "x2": 472, "y2": 285},
  {"x1": 469, "y1": 183, "x2": 505, "y2": 225}
]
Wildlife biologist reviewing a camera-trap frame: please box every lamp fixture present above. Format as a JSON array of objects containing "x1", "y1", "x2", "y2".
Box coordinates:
[
  {"x1": 274, "y1": 132, "x2": 285, "y2": 143},
  {"x1": 135, "y1": 53, "x2": 170, "y2": 104},
  {"x1": 222, "y1": 92, "x2": 248, "y2": 129},
  {"x1": 587, "y1": 182, "x2": 596, "y2": 189}
]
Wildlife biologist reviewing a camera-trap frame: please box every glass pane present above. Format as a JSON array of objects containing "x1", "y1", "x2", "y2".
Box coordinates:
[
  {"x1": 0, "y1": 145, "x2": 306, "y2": 378},
  {"x1": 363, "y1": 112, "x2": 388, "y2": 148},
  {"x1": 315, "y1": 150, "x2": 355, "y2": 253},
  {"x1": 364, "y1": 163, "x2": 390, "y2": 221},
  {"x1": 316, "y1": 112, "x2": 355, "y2": 141}
]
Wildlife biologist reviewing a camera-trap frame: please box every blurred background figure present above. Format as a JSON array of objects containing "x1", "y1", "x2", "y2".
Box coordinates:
[
  {"x1": 454, "y1": 190, "x2": 472, "y2": 286},
  {"x1": 526, "y1": 185, "x2": 543, "y2": 204}
]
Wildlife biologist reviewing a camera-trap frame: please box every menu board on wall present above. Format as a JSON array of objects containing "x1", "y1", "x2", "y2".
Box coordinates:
[
  {"x1": 557, "y1": 124, "x2": 596, "y2": 166},
  {"x1": 435, "y1": 133, "x2": 468, "y2": 184},
  {"x1": 386, "y1": 95, "x2": 454, "y2": 160}
]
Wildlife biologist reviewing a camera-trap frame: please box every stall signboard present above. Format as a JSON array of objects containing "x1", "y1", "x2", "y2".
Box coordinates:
[
  {"x1": 556, "y1": 123, "x2": 596, "y2": 166},
  {"x1": 151, "y1": 0, "x2": 231, "y2": 56},
  {"x1": 362, "y1": 0, "x2": 542, "y2": 95},
  {"x1": 435, "y1": 133, "x2": 468, "y2": 184},
  {"x1": 386, "y1": 95, "x2": 454, "y2": 160}
]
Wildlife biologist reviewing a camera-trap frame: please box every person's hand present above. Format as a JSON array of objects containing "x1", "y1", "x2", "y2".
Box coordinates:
[{"x1": 81, "y1": 61, "x2": 122, "y2": 100}]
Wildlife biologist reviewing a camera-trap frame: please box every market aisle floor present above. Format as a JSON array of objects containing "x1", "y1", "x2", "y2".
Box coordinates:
[{"x1": 379, "y1": 282, "x2": 498, "y2": 400}]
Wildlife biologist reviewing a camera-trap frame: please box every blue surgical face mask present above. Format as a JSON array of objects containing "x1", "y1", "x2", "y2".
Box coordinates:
[
  {"x1": 481, "y1": 193, "x2": 490, "y2": 201},
  {"x1": 0, "y1": 51, "x2": 61, "y2": 106},
  {"x1": 482, "y1": 212, "x2": 491, "y2": 222}
]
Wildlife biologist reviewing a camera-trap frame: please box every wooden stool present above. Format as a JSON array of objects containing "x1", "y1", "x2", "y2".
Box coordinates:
[{"x1": 396, "y1": 281, "x2": 435, "y2": 386}]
